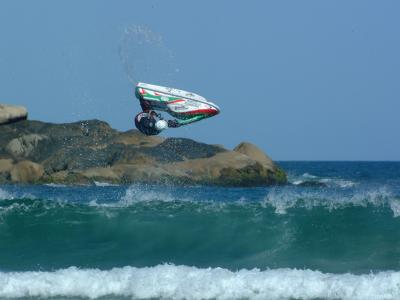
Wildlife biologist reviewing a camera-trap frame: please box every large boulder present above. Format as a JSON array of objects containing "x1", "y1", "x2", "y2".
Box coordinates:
[
  {"x1": 163, "y1": 150, "x2": 285, "y2": 186},
  {"x1": 234, "y1": 142, "x2": 274, "y2": 169},
  {"x1": 0, "y1": 104, "x2": 28, "y2": 125},
  {"x1": 233, "y1": 142, "x2": 286, "y2": 184},
  {"x1": 0, "y1": 158, "x2": 13, "y2": 181},
  {"x1": 6, "y1": 134, "x2": 48, "y2": 158},
  {"x1": 10, "y1": 160, "x2": 44, "y2": 183},
  {"x1": 0, "y1": 159, "x2": 13, "y2": 173}
]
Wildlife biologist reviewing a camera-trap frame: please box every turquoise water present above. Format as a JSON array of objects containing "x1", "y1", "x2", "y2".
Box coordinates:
[{"x1": 1, "y1": 162, "x2": 400, "y2": 299}]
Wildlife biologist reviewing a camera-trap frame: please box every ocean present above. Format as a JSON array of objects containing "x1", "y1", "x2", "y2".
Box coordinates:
[{"x1": 1, "y1": 161, "x2": 400, "y2": 300}]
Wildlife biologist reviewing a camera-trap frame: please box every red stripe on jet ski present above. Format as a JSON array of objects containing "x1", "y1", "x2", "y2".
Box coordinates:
[
  {"x1": 181, "y1": 109, "x2": 219, "y2": 115},
  {"x1": 169, "y1": 99, "x2": 185, "y2": 104}
]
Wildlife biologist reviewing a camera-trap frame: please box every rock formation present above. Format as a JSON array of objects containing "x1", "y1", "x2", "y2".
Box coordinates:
[
  {"x1": 0, "y1": 104, "x2": 28, "y2": 125},
  {"x1": 0, "y1": 119, "x2": 287, "y2": 186}
]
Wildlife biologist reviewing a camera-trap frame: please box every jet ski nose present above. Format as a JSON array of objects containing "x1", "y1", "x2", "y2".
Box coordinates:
[{"x1": 209, "y1": 102, "x2": 220, "y2": 115}]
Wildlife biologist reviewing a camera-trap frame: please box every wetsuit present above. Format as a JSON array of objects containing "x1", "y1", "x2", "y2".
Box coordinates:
[{"x1": 134, "y1": 112, "x2": 161, "y2": 136}]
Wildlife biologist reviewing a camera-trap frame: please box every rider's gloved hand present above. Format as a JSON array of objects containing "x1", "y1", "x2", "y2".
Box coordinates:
[{"x1": 168, "y1": 120, "x2": 181, "y2": 128}]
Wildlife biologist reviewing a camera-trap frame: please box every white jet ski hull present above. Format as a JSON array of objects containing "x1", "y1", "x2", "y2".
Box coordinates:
[{"x1": 135, "y1": 82, "x2": 220, "y2": 119}]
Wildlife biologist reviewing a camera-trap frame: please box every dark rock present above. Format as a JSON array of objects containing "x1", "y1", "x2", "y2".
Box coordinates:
[
  {"x1": 0, "y1": 119, "x2": 287, "y2": 186},
  {"x1": 142, "y1": 138, "x2": 226, "y2": 163}
]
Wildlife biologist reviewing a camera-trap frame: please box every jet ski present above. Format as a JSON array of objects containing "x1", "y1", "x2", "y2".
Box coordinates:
[{"x1": 134, "y1": 82, "x2": 220, "y2": 135}]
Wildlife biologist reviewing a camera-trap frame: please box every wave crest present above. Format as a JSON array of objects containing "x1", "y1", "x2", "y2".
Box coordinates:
[
  {"x1": 1, "y1": 184, "x2": 400, "y2": 218},
  {"x1": 263, "y1": 186, "x2": 400, "y2": 215},
  {"x1": 289, "y1": 172, "x2": 358, "y2": 188}
]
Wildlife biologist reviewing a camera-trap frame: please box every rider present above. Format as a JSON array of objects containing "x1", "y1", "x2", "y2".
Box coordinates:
[
  {"x1": 134, "y1": 95, "x2": 182, "y2": 135},
  {"x1": 134, "y1": 110, "x2": 169, "y2": 136}
]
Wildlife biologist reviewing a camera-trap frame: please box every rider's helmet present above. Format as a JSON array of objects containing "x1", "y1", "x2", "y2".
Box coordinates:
[{"x1": 155, "y1": 119, "x2": 168, "y2": 131}]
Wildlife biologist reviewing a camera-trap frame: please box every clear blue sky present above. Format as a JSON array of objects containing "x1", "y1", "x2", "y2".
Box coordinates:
[{"x1": 0, "y1": 0, "x2": 399, "y2": 160}]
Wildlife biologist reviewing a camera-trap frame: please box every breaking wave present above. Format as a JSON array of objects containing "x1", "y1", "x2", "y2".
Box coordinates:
[
  {"x1": 1, "y1": 184, "x2": 400, "y2": 217},
  {"x1": 289, "y1": 172, "x2": 358, "y2": 188},
  {"x1": 263, "y1": 185, "x2": 400, "y2": 215},
  {"x1": 1, "y1": 265, "x2": 400, "y2": 300},
  {"x1": 114, "y1": 184, "x2": 400, "y2": 217},
  {"x1": 1, "y1": 184, "x2": 400, "y2": 273},
  {"x1": 0, "y1": 187, "x2": 13, "y2": 200}
]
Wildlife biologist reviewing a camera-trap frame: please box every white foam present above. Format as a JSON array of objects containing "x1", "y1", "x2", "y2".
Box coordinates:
[
  {"x1": 292, "y1": 180, "x2": 304, "y2": 185},
  {"x1": 0, "y1": 188, "x2": 13, "y2": 200},
  {"x1": 0, "y1": 199, "x2": 70, "y2": 221},
  {"x1": 338, "y1": 180, "x2": 357, "y2": 188},
  {"x1": 263, "y1": 186, "x2": 399, "y2": 216},
  {"x1": 44, "y1": 183, "x2": 67, "y2": 188},
  {"x1": 94, "y1": 181, "x2": 119, "y2": 187},
  {"x1": 288, "y1": 172, "x2": 357, "y2": 189},
  {"x1": 389, "y1": 199, "x2": 400, "y2": 218},
  {"x1": 1, "y1": 265, "x2": 400, "y2": 300},
  {"x1": 319, "y1": 178, "x2": 357, "y2": 188},
  {"x1": 302, "y1": 172, "x2": 318, "y2": 179}
]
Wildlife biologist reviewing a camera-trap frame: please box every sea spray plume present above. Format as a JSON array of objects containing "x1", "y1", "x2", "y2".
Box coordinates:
[
  {"x1": 118, "y1": 25, "x2": 178, "y2": 85},
  {"x1": 88, "y1": 184, "x2": 189, "y2": 210},
  {"x1": 121, "y1": 184, "x2": 176, "y2": 205},
  {"x1": 1, "y1": 265, "x2": 400, "y2": 299},
  {"x1": 119, "y1": 184, "x2": 232, "y2": 214}
]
